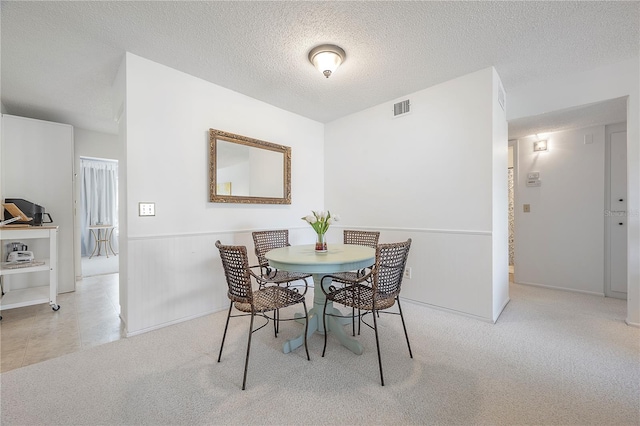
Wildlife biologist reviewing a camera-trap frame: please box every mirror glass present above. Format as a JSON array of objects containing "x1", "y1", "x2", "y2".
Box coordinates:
[{"x1": 209, "y1": 129, "x2": 291, "y2": 204}]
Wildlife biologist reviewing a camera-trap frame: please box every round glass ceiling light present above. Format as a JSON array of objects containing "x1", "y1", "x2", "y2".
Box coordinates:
[{"x1": 308, "y1": 44, "x2": 346, "y2": 78}]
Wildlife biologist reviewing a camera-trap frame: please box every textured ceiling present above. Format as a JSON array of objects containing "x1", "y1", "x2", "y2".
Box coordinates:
[
  {"x1": 508, "y1": 96, "x2": 629, "y2": 140},
  {"x1": 1, "y1": 1, "x2": 638, "y2": 136}
]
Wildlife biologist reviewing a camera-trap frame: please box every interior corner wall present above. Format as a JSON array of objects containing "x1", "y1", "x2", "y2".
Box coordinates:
[
  {"x1": 492, "y1": 69, "x2": 509, "y2": 322},
  {"x1": 514, "y1": 126, "x2": 606, "y2": 295},
  {"x1": 114, "y1": 54, "x2": 128, "y2": 327},
  {"x1": 122, "y1": 53, "x2": 324, "y2": 335},
  {"x1": 507, "y1": 57, "x2": 640, "y2": 325},
  {"x1": 325, "y1": 67, "x2": 506, "y2": 322}
]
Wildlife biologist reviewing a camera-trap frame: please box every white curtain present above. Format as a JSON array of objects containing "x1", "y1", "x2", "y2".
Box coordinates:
[{"x1": 80, "y1": 158, "x2": 119, "y2": 256}]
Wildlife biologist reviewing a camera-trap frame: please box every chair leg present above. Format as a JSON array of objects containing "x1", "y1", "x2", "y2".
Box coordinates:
[
  {"x1": 397, "y1": 298, "x2": 413, "y2": 358},
  {"x1": 357, "y1": 289, "x2": 362, "y2": 335},
  {"x1": 242, "y1": 311, "x2": 255, "y2": 390},
  {"x1": 322, "y1": 298, "x2": 329, "y2": 357},
  {"x1": 273, "y1": 309, "x2": 279, "y2": 338},
  {"x1": 302, "y1": 300, "x2": 310, "y2": 361},
  {"x1": 372, "y1": 307, "x2": 385, "y2": 386},
  {"x1": 352, "y1": 306, "x2": 356, "y2": 336},
  {"x1": 217, "y1": 304, "x2": 233, "y2": 362},
  {"x1": 351, "y1": 288, "x2": 356, "y2": 336}
]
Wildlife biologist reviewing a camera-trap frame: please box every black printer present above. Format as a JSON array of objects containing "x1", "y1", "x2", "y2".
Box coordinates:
[{"x1": 3, "y1": 198, "x2": 53, "y2": 226}]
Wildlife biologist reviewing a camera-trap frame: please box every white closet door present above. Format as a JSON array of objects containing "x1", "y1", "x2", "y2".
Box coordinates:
[{"x1": 609, "y1": 131, "x2": 627, "y2": 296}]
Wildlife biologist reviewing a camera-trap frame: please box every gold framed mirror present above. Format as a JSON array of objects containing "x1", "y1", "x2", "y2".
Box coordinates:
[{"x1": 209, "y1": 129, "x2": 291, "y2": 204}]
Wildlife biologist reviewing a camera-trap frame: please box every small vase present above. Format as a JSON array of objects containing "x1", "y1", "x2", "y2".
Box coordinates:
[{"x1": 315, "y1": 232, "x2": 328, "y2": 253}]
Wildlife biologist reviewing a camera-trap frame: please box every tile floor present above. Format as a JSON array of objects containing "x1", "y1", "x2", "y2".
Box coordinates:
[{"x1": 0, "y1": 273, "x2": 124, "y2": 373}]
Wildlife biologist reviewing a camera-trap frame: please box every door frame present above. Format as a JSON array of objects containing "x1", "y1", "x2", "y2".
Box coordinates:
[{"x1": 508, "y1": 139, "x2": 517, "y2": 276}]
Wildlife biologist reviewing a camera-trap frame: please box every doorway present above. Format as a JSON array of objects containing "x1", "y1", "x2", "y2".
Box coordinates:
[{"x1": 79, "y1": 157, "x2": 119, "y2": 277}]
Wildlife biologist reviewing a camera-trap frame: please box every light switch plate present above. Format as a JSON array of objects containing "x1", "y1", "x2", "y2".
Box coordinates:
[{"x1": 139, "y1": 202, "x2": 155, "y2": 216}]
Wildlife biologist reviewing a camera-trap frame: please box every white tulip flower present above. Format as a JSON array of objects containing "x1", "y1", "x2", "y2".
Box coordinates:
[{"x1": 302, "y1": 209, "x2": 341, "y2": 237}]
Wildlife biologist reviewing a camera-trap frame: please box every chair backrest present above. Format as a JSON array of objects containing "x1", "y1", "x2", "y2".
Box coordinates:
[
  {"x1": 252, "y1": 229, "x2": 290, "y2": 267},
  {"x1": 215, "y1": 240, "x2": 253, "y2": 304},
  {"x1": 343, "y1": 230, "x2": 380, "y2": 248},
  {"x1": 373, "y1": 239, "x2": 412, "y2": 298}
]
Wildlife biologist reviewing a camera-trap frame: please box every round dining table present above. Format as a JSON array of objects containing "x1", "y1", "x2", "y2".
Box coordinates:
[{"x1": 265, "y1": 243, "x2": 375, "y2": 355}]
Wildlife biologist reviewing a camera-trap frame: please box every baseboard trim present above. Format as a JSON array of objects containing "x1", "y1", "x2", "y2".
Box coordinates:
[
  {"x1": 125, "y1": 305, "x2": 228, "y2": 337},
  {"x1": 400, "y1": 297, "x2": 495, "y2": 324},
  {"x1": 515, "y1": 281, "x2": 605, "y2": 297},
  {"x1": 493, "y1": 297, "x2": 511, "y2": 323},
  {"x1": 625, "y1": 319, "x2": 640, "y2": 328}
]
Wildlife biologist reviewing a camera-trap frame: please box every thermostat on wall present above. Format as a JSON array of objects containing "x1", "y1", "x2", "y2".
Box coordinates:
[{"x1": 526, "y1": 172, "x2": 541, "y2": 187}]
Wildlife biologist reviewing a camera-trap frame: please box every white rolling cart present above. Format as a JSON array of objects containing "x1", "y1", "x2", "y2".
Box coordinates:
[{"x1": 0, "y1": 226, "x2": 60, "y2": 320}]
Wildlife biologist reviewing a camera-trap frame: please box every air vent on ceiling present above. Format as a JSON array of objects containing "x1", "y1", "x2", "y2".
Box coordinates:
[{"x1": 393, "y1": 99, "x2": 411, "y2": 117}]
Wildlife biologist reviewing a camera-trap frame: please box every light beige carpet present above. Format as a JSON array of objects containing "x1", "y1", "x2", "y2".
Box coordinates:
[
  {"x1": 81, "y1": 254, "x2": 119, "y2": 277},
  {"x1": 1, "y1": 283, "x2": 638, "y2": 425}
]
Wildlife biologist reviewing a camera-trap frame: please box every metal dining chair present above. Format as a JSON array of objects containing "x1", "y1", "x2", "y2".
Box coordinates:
[
  {"x1": 320, "y1": 239, "x2": 413, "y2": 386},
  {"x1": 252, "y1": 229, "x2": 312, "y2": 290},
  {"x1": 215, "y1": 240, "x2": 310, "y2": 390},
  {"x1": 334, "y1": 230, "x2": 380, "y2": 280},
  {"x1": 331, "y1": 230, "x2": 380, "y2": 336}
]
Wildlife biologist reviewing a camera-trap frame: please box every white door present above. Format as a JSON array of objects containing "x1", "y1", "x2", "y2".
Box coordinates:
[{"x1": 606, "y1": 129, "x2": 627, "y2": 299}]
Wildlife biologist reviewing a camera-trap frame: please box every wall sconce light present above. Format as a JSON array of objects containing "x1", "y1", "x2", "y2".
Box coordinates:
[
  {"x1": 533, "y1": 140, "x2": 548, "y2": 152},
  {"x1": 308, "y1": 44, "x2": 346, "y2": 78}
]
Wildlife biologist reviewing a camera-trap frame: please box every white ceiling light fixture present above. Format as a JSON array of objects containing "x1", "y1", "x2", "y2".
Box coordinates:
[{"x1": 308, "y1": 44, "x2": 346, "y2": 78}]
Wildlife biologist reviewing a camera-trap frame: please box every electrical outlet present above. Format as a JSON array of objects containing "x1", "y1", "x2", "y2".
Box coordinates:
[
  {"x1": 404, "y1": 267, "x2": 412, "y2": 280},
  {"x1": 139, "y1": 202, "x2": 155, "y2": 216}
]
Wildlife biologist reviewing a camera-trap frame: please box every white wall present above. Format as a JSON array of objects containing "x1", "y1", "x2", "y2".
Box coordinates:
[
  {"x1": 507, "y1": 57, "x2": 640, "y2": 326},
  {"x1": 514, "y1": 126, "x2": 606, "y2": 295},
  {"x1": 325, "y1": 67, "x2": 509, "y2": 322},
  {"x1": 122, "y1": 53, "x2": 324, "y2": 335},
  {"x1": 74, "y1": 128, "x2": 120, "y2": 160},
  {"x1": 113, "y1": 57, "x2": 128, "y2": 325},
  {"x1": 492, "y1": 71, "x2": 510, "y2": 321},
  {"x1": 1, "y1": 115, "x2": 75, "y2": 293},
  {"x1": 116, "y1": 54, "x2": 638, "y2": 334}
]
